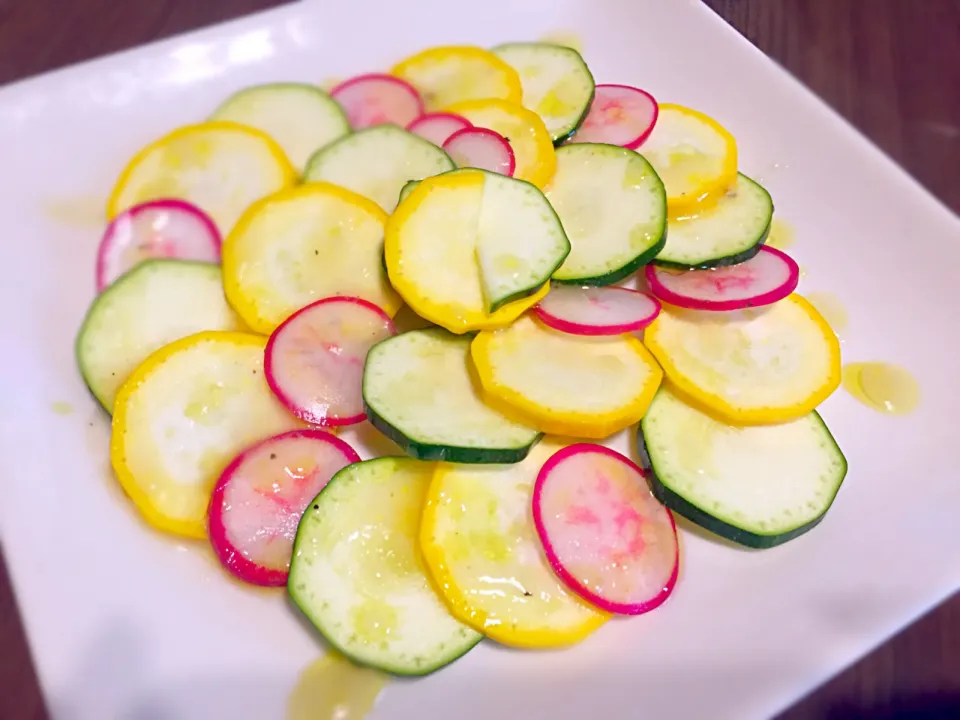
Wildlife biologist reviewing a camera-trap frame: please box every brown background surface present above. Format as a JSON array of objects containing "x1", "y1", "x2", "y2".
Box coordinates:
[{"x1": 0, "y1": 1, "x2": 957, "y2": 718}]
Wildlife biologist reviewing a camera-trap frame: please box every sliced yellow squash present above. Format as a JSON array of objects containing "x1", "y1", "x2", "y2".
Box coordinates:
[
  {"x1": 391, "y1": 45, "x2": 521, "y2": 111},
  {"x1": 222, "y1": 182, "x2": 401, "y2": 334},
  {"x1": 644, "y1": 294, "x2": 841, "y2": 425},
  {"x1": 420, "y1": 438, "x2": 609, "y2": 647},
  {"x1": 110, "y1": 331, "x2": 302, "y2": 538},
  {"x1": 640, "y1": 104, "x2": 737, "y2": 218},
  {"x1": 107, "y1": 121, "x2": 296, "y2": 235},
  {"x1": 471, "y1": 315, "x2": 663, "y2": 438}
]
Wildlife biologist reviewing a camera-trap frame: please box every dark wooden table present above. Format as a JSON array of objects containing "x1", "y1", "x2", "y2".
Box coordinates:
[{"x1": 1, "y1": 1, "x2": 957, "y2": 718}]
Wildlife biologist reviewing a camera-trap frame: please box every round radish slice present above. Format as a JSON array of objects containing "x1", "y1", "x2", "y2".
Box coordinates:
[
  {"x1": 533, "y1": 444, "x2": 678, "y2": 615},
  {"x1": 96, "y1": 198, "x2": 221, "y2": 291},
  {"x1": 534, "y1": 286, "x2": 661, "y2": 335},
  {"x1": 407, "y1": 112, "x2": 472, "y2": 146},
  {"x1": 208, "y1": 429, "x2": 360, "y2": 586},
  {"x1": 570, "y1": 84, "x2": 659, "y2": 149},
  {"x1": 330, "y1": 73, "x2": 424, "y2": 130},
  {"x1": 265, "y1": 297, "x2": 396, "y2": 426},
  {"x1": 442, "y1": 127, "x2": 516, "y2": 176},
  {"x1": 645, "y1": 245, "x2": 800, "y2": 311}
]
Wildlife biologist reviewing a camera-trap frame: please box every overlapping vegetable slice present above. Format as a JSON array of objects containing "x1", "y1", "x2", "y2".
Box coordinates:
[
  {"x1": 471, "y1": 315, "x2": 663, "y2": 439},
  {"x1": 644, "y1": 294, "x2": 841, "y2": 425},
  {"x1": 420, "y1": 438, "x2": 610, "y2": 647}
]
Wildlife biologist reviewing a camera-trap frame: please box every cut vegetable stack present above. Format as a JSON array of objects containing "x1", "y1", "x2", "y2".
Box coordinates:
[{"x1": 75, "y1": 34, "x2": 848, "y2": 684}]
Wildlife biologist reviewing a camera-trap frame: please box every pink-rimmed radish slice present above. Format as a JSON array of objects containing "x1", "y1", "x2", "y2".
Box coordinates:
[
  {"x1": 97, "y1": 198, "x2": 221, "y2": 291},
  {"x1": 645, "y1": 245, "x2": 800, "y2": 311},
  {"x1": 407, "y1": 112, "x2": 472, "y2": 146},
  {"x1": 442, "y1": 127, "x2": 516, "y2": 176},
  {"x1": 570, "y1": 84, "x2": 658, "y2": 149},
  {"x1": 330, "y1": 73, "x2": 424, "y2": 130},
  {"x1": 208, "y1": 429, "x2": 360, "y2": 586},
  {"x1": 534, "y1": 286, "x2": 661, "y2": 336},
  {"x1": 265, "y1": 296, "x2": 396, "y2": 426},
  {"x1": 533, "y1": 443, "x2": 679, "y2": 615}
]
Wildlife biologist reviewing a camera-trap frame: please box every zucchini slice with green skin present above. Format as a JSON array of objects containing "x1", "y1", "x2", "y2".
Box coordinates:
[
  {"x1": 492, "y1": 42, "x2": 595, "y2": 145},
  {"x1": 76, "y1": 259, "x2": 243, "y2": 411},
  {"x1": 397, "y1": 178, "x2": 419, "y2": 206},
  {"x1": 546, "y1": 143, "x2": 666, "y2": 285},
  {"x1": 653, "y1": 173, "x2": 773, "y2": 269},
  {"x1": 474, "y1": 170, "x2": 570, "y2": 311},
  {"x1": 209, "y1": 83, "x2": 349, "y2": 171},
  {"x1": 637, "y1": 387, "x2": 847, "y2": 549},
  {"x1": 362, "y1": 328, "x2": 541, "y2": 463},
  {"x1": 288, "y1": 457, "x2": 483, "y2": 675},
  {"x1": 303, "y1": 124, "x2": 454, "y2": 212}
]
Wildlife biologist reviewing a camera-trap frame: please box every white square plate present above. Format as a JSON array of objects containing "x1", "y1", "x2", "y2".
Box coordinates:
[{"x1": 2, "y1": 1, "x2": 959, "y2": 718}]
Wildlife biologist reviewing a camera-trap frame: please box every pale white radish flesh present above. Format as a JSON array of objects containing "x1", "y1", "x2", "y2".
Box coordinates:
[
  {"x1": 330, "y1": 73, "x2": 424, "y2": 129},
  {"x1": 264, "y1": 297, "x2": 396, "y2": 426},
  {"x1": 442, "y1": 127, "x2": 515, "y2": 176},
  {"x1": 97, "y1": 199, "x2": 220, "y2": 291},
  {"x1": 646, "y1": 245, "x2": 800, "y2": 311},
  {"x1": 534, "y1": 443, "x2": 678, "y2": 615},
  {"x1": 571, "y1": 84, "x2": 658, "y2": 149},
  {"x1": 407, "y1": 112, "x2": 472, "y2": 145},
  {"x1": 534, "y1": 286, "x2": 661, "y2": 335},
  {"x1": 208, "y1": 429, "x2": 360, "y2": 586}
]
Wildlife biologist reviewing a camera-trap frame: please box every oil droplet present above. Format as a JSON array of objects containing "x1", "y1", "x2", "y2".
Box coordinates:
[
  {"x1": 842, "y1": 362, "x2": 920, "y2": 415},
  {"x1": 41, "y1": 196, "x2": 105, "y2": 228},
  {"x1": 287, "y1": 652, "x2": 388, "y2": 720},
  {"x1": 805, "y1": 292, "x2": 848, "y2": 334},
  {"x1": 766, "y1": 218, "x2": 795, "y2": 251},
  {"x1": 539, "y1": 31, "x2": 584, "y2": 53},
  {"x1": 51, "y1": 401, "x2": 74, "y2": 416}
]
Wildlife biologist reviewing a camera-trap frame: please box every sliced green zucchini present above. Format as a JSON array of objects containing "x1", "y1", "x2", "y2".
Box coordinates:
[
  {"x1": 475, "y1": 171, "x2": 570, "y2": 311},
  {"x1": 492, "y1": 42, "x2": 595, "y2": 144},
  {"x1": 209, "y1": 83, "x2": 349, "y2": 171},
  {"x1": 637, "y1": 387, "x2": 847, "y2": 549},
  {"x1": 303, "y1": 124, "x2": 454, "y2": 212},
  {"x1": 288, "y1": 457, "x2": 483, "y2": 675},
  {"x1": 546, "y1": 143, "x2": 666, "y2": 285},
  {"x1": 398, "y1": 178, "x2": 420, "y2": 206},
  {"x1": 76, "y1": 259, "x2": 243, "y2": 411},
  {"x1": 362, "y1": 328, "x2": 541, "y2": 463},
  {"x1": 653, "y1": 173, "x2": 773, "y2": 269}
]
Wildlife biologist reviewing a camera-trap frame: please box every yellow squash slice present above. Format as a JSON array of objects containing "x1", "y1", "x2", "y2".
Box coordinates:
[
  {"x1": 222, "y1": 183, "x2": 401, "y2": 334},
  {"x1": 107, "y1": 122, "x2": 296, "y2": 235},
  {"x1": 644, "y1": 294, "x2": 841, "y2": 425},
  {"x1": 420, "y1": 438, "x2": 610, "y2": 647},
  {"x1": 640, "y1": 104, "x2": 737, "y2": 218},
  {"x1": 471, "y1": 315, "x2": 663, "y2": 438},
  {"x1": 445, "y1": 99, "x2": 557, "y2": 188},
  {"x1": 111, "y1": 332, "x2": 302, "y2": 539},
  {"x1": 391, "y1": 45, "x2": 521, "y2": 112}
]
